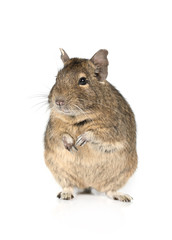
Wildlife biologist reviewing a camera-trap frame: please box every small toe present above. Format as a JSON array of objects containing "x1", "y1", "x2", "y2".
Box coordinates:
[{"x1": 113, "y1": 194, "x2": 133, "y2": 202}]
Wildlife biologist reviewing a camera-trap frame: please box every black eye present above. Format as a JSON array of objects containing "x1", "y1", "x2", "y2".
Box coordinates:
[{"x1": 78, "y1": 77, "x2": 87, "y2": 85}]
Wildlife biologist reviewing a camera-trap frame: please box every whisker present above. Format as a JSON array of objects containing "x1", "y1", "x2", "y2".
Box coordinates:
[
  {"x1": 77, "y1": 100, "x2": 114, "y2": 112},
  {"x1": 72, "y1": 101, "x2": 116, "y2": 125},
  {"x1": 29, "y1": 89, "x2": 51, "y2": 114},
  {"x1": 28, "y1": 94, "x2": 48, "y2": 99},
  {"x1": 72, "y1": 104, "x2": 94, "y2": 121},
  {"x1": 70, "y1": 108, "x2": 77, "y2": 116},
  {"x1": 32, "y1": 103, "x2": 50, "y2": 113},
  {"x1": 31, "y1": 101, "x2": 48, "y2": 109}
]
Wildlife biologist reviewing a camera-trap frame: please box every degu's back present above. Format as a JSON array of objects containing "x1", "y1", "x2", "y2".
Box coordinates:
[{"x1": 44, "y1": 49, "x2": 137, "y2": 202}]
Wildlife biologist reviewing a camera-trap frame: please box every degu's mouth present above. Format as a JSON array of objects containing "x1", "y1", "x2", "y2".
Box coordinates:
[{"x1": 56, "y1": 106, "x2": 76, "y2": 115}]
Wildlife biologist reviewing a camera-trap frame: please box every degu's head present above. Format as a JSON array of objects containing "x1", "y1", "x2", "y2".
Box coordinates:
[{"x1": 48, "y1": 49, "x2": 109, "y2": 116}]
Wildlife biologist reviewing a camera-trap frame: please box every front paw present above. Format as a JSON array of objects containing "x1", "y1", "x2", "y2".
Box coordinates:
[
  {"x1": 76, "y1": 131, "x2": 93, "y2": 146},
  {"x1": 62, "y1": 134, "x2": 78, "y2": 152}
]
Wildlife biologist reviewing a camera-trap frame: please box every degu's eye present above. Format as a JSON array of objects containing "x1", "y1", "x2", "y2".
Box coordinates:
[{"x1": 78, "y1": 77, "x2": 88, "y2": 85}]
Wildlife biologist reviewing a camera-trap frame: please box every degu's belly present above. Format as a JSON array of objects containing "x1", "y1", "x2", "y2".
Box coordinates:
[{"x1": 48, "y1": 143, "x2": 127, "y2": 191}]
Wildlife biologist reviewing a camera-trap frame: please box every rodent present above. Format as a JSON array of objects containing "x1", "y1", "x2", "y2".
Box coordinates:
[{"x1": 44, "y1": 48, "x2": 137, "y2": 202}]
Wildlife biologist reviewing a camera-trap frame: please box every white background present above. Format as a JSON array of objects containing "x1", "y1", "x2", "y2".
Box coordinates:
[{"x1": 0, "y1": 0, "x2": 172, "y2": 239}]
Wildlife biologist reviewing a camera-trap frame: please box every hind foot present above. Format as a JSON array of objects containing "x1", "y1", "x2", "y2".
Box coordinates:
[
  {"x1": 57, "y1": 192, "x2": 74, "y2": 200},
  {"x1": 107, "y1": 191, "x2": 133, "y2": 202},
  {"x1": 57, "y1": 187, "x2": 74, "y2": 200}
]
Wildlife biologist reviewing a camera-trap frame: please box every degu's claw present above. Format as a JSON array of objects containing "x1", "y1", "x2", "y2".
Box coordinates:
[
  {"x1": 72, "y1": 146, "x2": 78, "y2": 151},
  {"x1": 76, "y1": 135, "x2": 86, "y2": 146}
]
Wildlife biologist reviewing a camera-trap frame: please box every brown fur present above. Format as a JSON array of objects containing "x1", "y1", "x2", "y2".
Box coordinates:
[{"x1": 44, "y1": 49, "x2": 137, "y2": 202}]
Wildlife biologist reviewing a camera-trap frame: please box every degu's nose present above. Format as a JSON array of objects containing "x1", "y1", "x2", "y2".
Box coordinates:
[{"x1": 55, "y1": 98, "x2": 65, "y2": 106}]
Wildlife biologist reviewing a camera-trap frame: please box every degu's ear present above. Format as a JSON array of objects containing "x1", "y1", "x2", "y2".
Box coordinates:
[
  {"x1": 59, "y1": 48, "x2": 70, "y2": 64},
  {"x1": 90, "y1": 49, "x2": 109, "y2": 82}
]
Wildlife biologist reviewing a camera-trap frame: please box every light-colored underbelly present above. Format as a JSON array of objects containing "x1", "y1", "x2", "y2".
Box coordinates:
[{"x1": 49, "y1": 143, "x2": 128, "y2": 189}]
